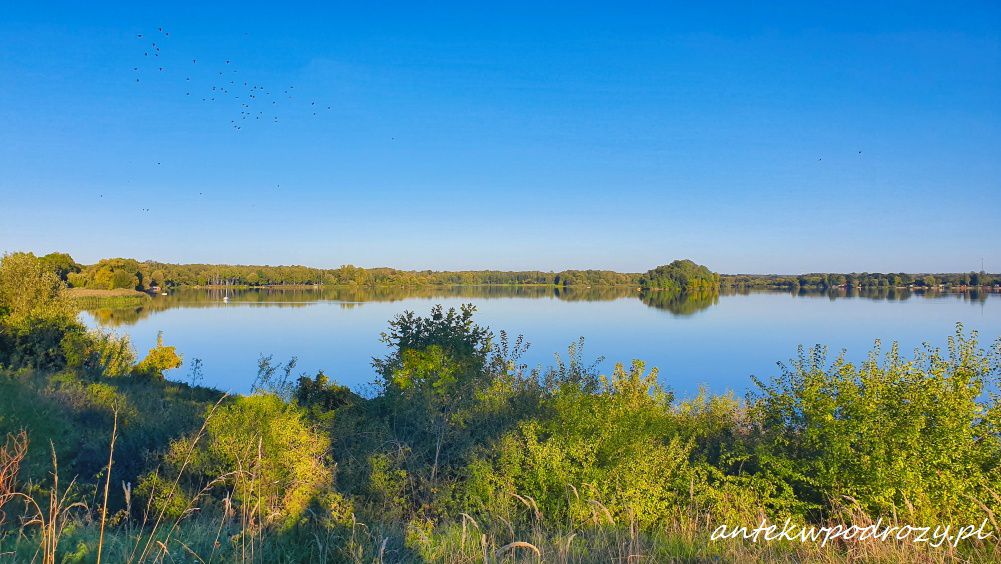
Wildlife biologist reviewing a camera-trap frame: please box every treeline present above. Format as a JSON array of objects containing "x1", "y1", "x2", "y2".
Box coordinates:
[
  {"x1": 2, "y1": 251, "x2": 1001, "y2": 561},
  {"x1": 25, "y1": 252, "x2": 1001, "y2": 294},
  {"x1": 47, "y1": 254, "x2": 640, "y2": 290},
  {"x1": 724, "y1": 271, "x2": 999, "y2": 290}
]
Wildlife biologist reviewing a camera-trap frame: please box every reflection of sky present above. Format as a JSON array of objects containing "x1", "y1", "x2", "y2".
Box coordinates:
[{"x1": 81, "y1": 292, "x2": 1000, "y2": 399}]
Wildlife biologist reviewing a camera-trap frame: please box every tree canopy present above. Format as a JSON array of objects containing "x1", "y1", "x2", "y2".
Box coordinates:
[{"x1": 639, "y1": 259, "x2": 720, "y2": 293}]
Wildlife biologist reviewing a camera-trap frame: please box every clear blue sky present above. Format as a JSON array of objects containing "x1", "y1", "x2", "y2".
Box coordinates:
[{"x1": 1, "y1": 2, "x2": 998, "y2": 273}]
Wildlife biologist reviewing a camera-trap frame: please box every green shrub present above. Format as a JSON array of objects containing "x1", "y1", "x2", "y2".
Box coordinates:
[
  {"x1": 133, "y1": 332, "x2": 182, "y2": 379},
  {"x1": 61, "y1": 329, "x2": 136, "y2": 379},
  {"x1": 153, "y1": 393, "x2": 333, "y2": 529},
  {"x1": 464, "y1": 361, "x2": 702, "y2": 526},
  {"x1": 749, "y1": 324, "x2": 1001, "y2": 524}
]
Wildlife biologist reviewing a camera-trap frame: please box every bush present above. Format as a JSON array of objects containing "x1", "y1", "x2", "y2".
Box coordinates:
[
  {"x1": 466, "y1": 361, "x2": 684, "y2": 525},
  {"x1": 152, "y1": 393, "x2": 333, "y2": 529},
  {"x1": 749, "y1": 324, "x2": 1001, "y2": 524},
  {"x1": 133, "y1": 332, "x2": 181, "y2": 379},
  {"x1": 61, "y1": 330, "x2": 136, "y2": 380}
]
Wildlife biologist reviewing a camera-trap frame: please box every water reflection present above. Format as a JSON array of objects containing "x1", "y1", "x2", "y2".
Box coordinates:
[
  {"x1": 82, "y1": 285, "x2": 999, "y2": 327},
  {"x1": 639, "y1": 289, "x2": 719, "y2": 316}
]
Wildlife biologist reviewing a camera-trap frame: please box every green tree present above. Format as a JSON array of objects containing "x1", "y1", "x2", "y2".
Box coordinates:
[
  {"x1": 639, "y1": 260, "x2": 720, "y2": 294},
  {"x1": 0, "y1": 252, "x2": 78, "y2": 369},
  {"x1": 110, "y1": 269, "x2": 139, "y2": 290},
  {"x1": 149, "y1": 269, "x2": 166, "y2": 288},
  {"x1": 38, "y1": 252, "x2": 81, "y2": 281}
]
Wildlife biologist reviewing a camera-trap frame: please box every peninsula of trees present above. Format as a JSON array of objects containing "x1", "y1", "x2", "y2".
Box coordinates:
[{"x1": 639, "y1": 259, "x2": 720, "y2": 293}]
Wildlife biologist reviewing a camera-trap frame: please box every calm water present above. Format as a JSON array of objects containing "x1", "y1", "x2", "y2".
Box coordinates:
[{"x1": 80, "y1": 287, "x2": 1000, "y2": 398}]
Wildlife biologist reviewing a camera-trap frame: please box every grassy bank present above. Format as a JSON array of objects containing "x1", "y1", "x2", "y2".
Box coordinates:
[{"x1": 64, "y1": 287, "x2": 152, "y2": 309}]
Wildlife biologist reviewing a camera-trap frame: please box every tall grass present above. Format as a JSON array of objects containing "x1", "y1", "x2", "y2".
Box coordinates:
[{"x1": 2, "y1": 421, "x2": 999, "y2": 563}]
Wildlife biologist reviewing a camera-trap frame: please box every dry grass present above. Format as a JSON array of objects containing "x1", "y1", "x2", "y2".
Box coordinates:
[
  {"x1": 64, "y1": 288, "x2": 152, "y2": 310},
  {"x1": 64, "y1": 288, "x2": 150, "y2": 299},
  {"x1": 4, "y1": 422, "x2": 1000, "y2": 563}
]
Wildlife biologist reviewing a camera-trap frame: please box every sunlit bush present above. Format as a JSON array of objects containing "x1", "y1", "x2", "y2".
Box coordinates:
[
  {"x1": 749, "y1": 324, "x2": 1001, "y2": 524},
  {"x1": 153, "y1": 393, "x2": 333, "y2": 529}
]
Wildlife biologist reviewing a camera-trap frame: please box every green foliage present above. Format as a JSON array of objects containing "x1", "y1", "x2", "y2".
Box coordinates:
[
  {"x1": 133, "y1": 332, "x2": 182, "y2": 379},
  {"x1": 463, "y1": 360, "x2": 766, "y2": 528},
  {"x1": 294, "y1": 370, "x2": 358, "y2": 414},
  {"x1": 749, "y1": 324, "x2": 1001, "y2": 523},
  {"x1": 31, "y1": 250, "x2": 1001, "y2": 295},
  {"x1": 66, "y1": 256, "x2": 643, "y2": 288},
  {"x1": 37, "y1": 252, "x2": 81, "y2": 281},
  {"x1": 724, "y1": 270, "x2": 997, "y2": 290},
  {"x1": 328, "y1": 305, "x2": 542, "y2": 525},
  {"x1": 135, "y1": 471, "x2": 193, "y2": 521},
  {"x1": 373, "y1": 304, "x2": 490, "y2": 381},
  {"x1": 0, "y1": 252, "x2": 78, "y2": 370},
  {"x1": 156, "y1": 393, "x2": 333, "y2": 529},
  {"x1": 640, "y1": 259, "x2": 720, "y2": 294},
  {"x1": 364, "y1": 305, "x2": 498, "y2": 516},
  {"x1": 69, "y1": 258, "x2": 144, "y2": 290},
  {"x1": 61, "y1": 329, "x2": 136, "y2": 379}
]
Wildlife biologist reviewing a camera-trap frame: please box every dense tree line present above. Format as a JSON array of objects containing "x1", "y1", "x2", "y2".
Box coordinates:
[
  {"x1": 59, "y1": 255, "x2": 640, "y2": 290},
  {"x1": 723, "y1": 271, "x2": 999, "y2": 290},
  {"x1": 27, "y1": 252, "x2": 1001, "y2": 295}
]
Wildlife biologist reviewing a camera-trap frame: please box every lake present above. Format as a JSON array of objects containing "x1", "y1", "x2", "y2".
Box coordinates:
[{"x1": 80, "y1": 286, "x2": 1000, "y2": 398}]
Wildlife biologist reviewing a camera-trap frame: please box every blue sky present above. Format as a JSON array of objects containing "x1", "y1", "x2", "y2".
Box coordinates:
[{"x1": 1, "y1": 2, "x2": 998, "y2": 273}]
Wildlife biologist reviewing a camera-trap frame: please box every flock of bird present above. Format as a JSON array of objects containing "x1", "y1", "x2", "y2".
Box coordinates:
[
  {"x1": 131, "y1": 27, "x2": 332, "y2": 132},
  {"x1": 128, "y1": 27, "x2": 337, "y2": 214},
  {"x1": 125, "y1": 27, "x2": 863, "y2": 215}
]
